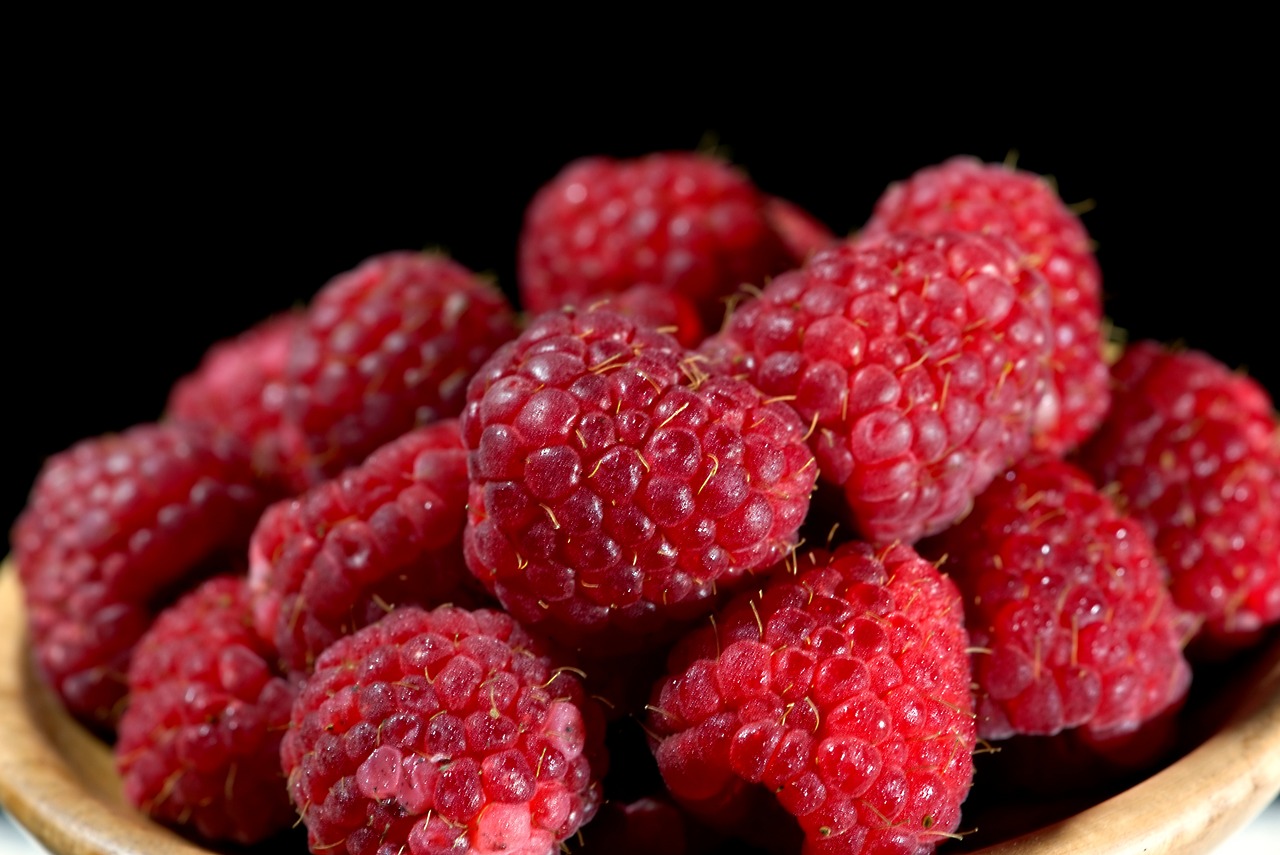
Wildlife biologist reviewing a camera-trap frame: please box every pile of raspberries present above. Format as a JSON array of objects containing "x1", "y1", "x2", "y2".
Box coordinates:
[{"x1": 11, "y1": 151, "x2": 1280, "y2": 855}]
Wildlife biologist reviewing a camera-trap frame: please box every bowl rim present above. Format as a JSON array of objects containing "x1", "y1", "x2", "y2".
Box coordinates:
[
  {"x1": 2, "y1": 559, "x2": 1279, "y2": 855},
  {"x1": 0, "y1": 564, "x2": 216, "y2": 855}
]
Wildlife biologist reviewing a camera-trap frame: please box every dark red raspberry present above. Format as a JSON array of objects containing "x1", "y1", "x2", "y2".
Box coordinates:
[
  {"x1": 647, "y1": 542, "x2": 975, "y2": 855},
  {"x1": 764, "y1": 195, "x2": 838, "y2": 263},
  {"x1": 280, "y1": 605, "x2": 607, "y2": 855},
  {"x1": 702, "y1": 231, "x2": 1052, "y2": 545},
  {"x1": 249, "y1": 420, "x2": 483, "y2": 677},
  {"x1": 921, "y1": 455, "x2": 1193, "y2": 740},
  {"x1": 461, "y1": 307, "x2": 817, "y2": 651},
  {"x1": 11, "y1": 422, "x2": 266, "y2": 728},
  {"x1": 861, "y1": 156, "x2": 1108, "y2": 454},
  {"x1": 167, "y1": 311, "x2": 303, "y2": 489},
  {"x1": 1078, "y1": 341, "x2": 1280, "y2": 649},
  {"x1": 270, "y1": 250, "x2": 519, "y2": 492},
  {"x1": 517, "y1": 152, "x2": 797, "y2": 329},
  {"x1": 116, "y1": 576, "x2": 297, "y2": 844}
]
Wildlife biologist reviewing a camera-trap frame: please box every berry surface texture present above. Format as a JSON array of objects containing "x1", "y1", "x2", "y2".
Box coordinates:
[{"x1": 462, "y1": 306, "x2": 817, "y2": 652}]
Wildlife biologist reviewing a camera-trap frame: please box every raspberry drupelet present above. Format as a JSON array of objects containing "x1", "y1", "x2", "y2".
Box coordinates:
[
  {"x1": 269, "y1": 250, "x2": 519, "y2": 492},
  {"x1": 249, "y1": 420, "x2": 484, "y2": 677},
  {"x1": 1078, "y1": 341, "x2": 1280, "y2": 650},
  {"x1": 517, "y1": 151, "x2": 803, "y2": 329},
  {"x1": 11, "y1": 422, "x2": 267, "y2": 728},
  {"x1": 461, "y1": 306, "x2": 817, "y2": 652},
  {"x1": 702, "y1": 230, "x2": 1053, "y2": 545},
  {"x1": 921, "y1": 455, "x2": 1193, "y2": 740},
  {"x1": 647, "y1": 541, "x2": 976, "y2": 855},
  {"x1": 116, "y1": 576, "x2": 297, "y2": 845},
  {"x1": 861, "y1": 156, "x2": 1109, "y2": 454},
  {"x1": 280, "y1": 605, "x2": 607, "y2": 855}
]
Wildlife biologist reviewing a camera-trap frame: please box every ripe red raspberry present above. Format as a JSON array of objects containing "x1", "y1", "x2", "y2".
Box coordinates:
[
  {"x1": 270, "y1": 250, "x2": 519, "y2": 492},
  {"x1": 167, "y1": 311, "x2": 303, "y2": 489},
  {"x1": 702, "y1": 231, "x2": 1052, "y2": 545},
  {"x1": 280, "y1": 605, "x2": 607, "y2": 855},
  {"x1": 861, "y1": 156, "x2": 1108, "y2": 454},
  {"x1": 921, "y1": 455, "x2": 1193, "y2": 740},
  {"x1": 517, "y1": 152, "x2": 797, "y2": 329},
  {"x1": 116, "y1": 575, "x2": 297, "y2": 844},
  {"x1": 461, "y1": 307, "x2": 817, "y2": 651},
  {"x1": 1078, "y1": 341, "x2": 1280, "y2": 649},
  {"x1": 11, "y1": 422, "x2": 266, "y2": 728},
  {"x1": 647, "y1": 542, "x2": 975, "y2": 855},
  {"x1": 249, "y1": 420, "x2": 483, "y2": 677}
]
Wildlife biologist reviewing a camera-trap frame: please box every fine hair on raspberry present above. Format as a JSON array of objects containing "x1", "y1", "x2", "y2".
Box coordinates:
[
  {"x1": 647, "y1": 541, "x2": 976, "y2": 854},
  {"x1": 280, "y1": 605, "x2": 607, "y2": 855},
  {"x1": 461, "y1": 306, "x2": 817, "y2": 651},
  {"x1": 922, "y1": 455, "x2": 1194, "y2": 740},
  {"x1": 702, "y1": 230, "x2": 1053, "y2": 545}
]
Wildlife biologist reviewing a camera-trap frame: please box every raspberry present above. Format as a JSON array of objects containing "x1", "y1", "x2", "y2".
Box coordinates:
[
  {"x1": 270, "y1": 250, "x2": 519, "y2": 492},
  {"x1": 461, "y1": 307, "x2": 817, "y2": 651},
  {"x1": 920, "y1": 455, "x2": 1193, "y2": 739},
  {"x1": 11, "y1": 422, "x2": 266, "y2": 728},
  {"x1": 116, "y1": 576, "x2": 297, "y2": 844},
  {"x1": 647, "y1": 542, "x2": 975, "y2": 855},
  {"x1": 280, "y1": 605, "x2": 606, "y2": 855},
  {"x1": 1078, "y1": 341, "x2": 1280, "y2": 648},
  {"x1": 702, "y1": 231, "x2": 1052, "y2": 544},
  {"x1": 517, "y1": 152, "x2": 797, "y2": 329},
  {"x1": 249, "y1": 420, "x2": 483, "y2": 676},
  {"x1": 861, "y1": 156, "x2": 1108, "y2": 454},
  {"x1": 167, "y1": 310, "x2": 303, "y2": 489}
]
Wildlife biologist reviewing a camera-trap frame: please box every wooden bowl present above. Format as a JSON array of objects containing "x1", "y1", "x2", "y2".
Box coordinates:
[{"x1": 2, "y1": 559, "x2": 1279, "y2": 855}]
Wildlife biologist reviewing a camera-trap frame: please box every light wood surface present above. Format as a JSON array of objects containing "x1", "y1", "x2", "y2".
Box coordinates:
[{"x1": 2, "y1": 558, "x2": 1279, "y2": 855}]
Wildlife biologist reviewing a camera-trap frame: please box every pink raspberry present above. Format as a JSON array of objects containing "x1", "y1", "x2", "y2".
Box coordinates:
[
  {"x1": 517, "y1": 152, "x2": 799, "y2": 329},
  {"x1": 461, "y1": 307, "x2": 817, "y2": 651},
  {"x1": 11, "y1": 422, "x2": 266, "y2": 728},
  {"x1": 861, "y1": 156, "x2": 1108, "y2": 454},
  {"x1": 116, "y1": 576, "x2": 297, "y2": 844},
  {"x1": 921, "y1": 455, "x2": 1193, "y2": 739},
  {"x1": 270, "y1": 250, "x2": 519, "y2": 492},
  {"x1": 702, "y1": 230, "x2": 1052, "y2": 544},
  {"x1": 647, "y1": 542, "x2": 975, "y2": 854},
  {"x1": 280, "y1": 605, "x2": 607, "y2": 855},
  {"x1": 1078, "y1": 341, "x2": 1280, "y2": 649},
  {"x1": 249, "y1": 420, "x2": 484, "y2": 676}
]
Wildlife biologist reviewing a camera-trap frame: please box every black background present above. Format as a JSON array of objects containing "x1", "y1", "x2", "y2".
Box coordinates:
[{"x1": 6, "y1": 62, "x2": 1274, "y2": 539}]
